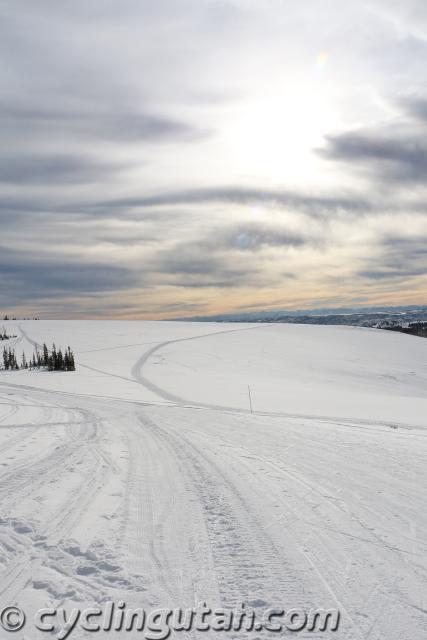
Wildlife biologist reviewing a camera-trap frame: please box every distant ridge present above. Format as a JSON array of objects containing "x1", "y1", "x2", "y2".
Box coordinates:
[{"x1": 178, "y1": 304, "x2": 427, "y2": 327}]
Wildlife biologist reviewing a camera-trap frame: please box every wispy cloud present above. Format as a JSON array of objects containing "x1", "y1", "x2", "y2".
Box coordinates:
[
  {"x1": 0, "y1": 247, "x2": 139, "y2": 304},
  {"x1": 0, "y1": 0, "x2": 426, "y2": 317}
]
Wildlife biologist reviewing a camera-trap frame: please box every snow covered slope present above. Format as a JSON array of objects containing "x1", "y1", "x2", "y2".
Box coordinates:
[{"x1": 0, "y1": 320, "x2": 425, "y2": 639}]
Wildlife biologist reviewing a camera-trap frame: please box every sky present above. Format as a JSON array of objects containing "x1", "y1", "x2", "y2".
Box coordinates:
[{"x1": 0, "y1": 0, "x2": 426, "y2": 319}]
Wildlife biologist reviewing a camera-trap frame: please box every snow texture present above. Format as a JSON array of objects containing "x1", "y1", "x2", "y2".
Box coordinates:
[{"x1": 0, "y1": 320, "x2": 426, "y2": 639}]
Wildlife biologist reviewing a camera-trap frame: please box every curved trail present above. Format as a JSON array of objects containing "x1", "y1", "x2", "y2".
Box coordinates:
[
  {"x1": 130, "y1": 324, "x2": 267, "y2": 408},
  {"x1": 18, "y1": 325, "x2": 426, "y2": 432}
]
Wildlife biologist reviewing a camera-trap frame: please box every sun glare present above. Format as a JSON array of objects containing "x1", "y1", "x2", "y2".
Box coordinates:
[{"x1": 223, "y1": 88, "x2": 336, "y2": 185}]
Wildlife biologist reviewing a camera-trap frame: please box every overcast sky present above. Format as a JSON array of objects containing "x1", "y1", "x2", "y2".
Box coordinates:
[{"x1": 1, "y1": 0, "x2": 426, "y2": 318}]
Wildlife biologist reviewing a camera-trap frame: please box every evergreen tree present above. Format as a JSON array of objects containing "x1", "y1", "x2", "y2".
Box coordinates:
[
  {"x1": 10, "y1": 350, "x2": 18, "y2": 370},
  {"x1": 42, "y1": 343, "x2": 49, "y2": 367},
  {"x1": 66, "y1": 346, "x2": 75, "y2": 371},
  {"x1": 56, "y1": 349, "x2": 63, "y2": 371},
  {"x1": 51, "y1": 343, "x2": 57, "y2": 370},
  {"x1": 1, "y1": 341, "x2": 75, "y2": 373}
]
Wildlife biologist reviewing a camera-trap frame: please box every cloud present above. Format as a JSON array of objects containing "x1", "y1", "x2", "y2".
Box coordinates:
[
  {"x1": 359, "y1": 268, "x2": 426, "y2": 279},
  {"x1": 145, "y1": 247, "x2": 263, "y2": 289},
  {"x1": 320, "y1": 129, "x2": 427, "y2": 184},
  {"x1": 217, "y1": 225, "x2": 306, "y2": 251},
  {"x1": 138, "y1": 219, "x2": 320, "y2": 290},
  {"x1": 0, "y1": 0, "x2": 426, "y2": 317},
  {"x1": 0, "y1": 152, "x2": 119, "y2": 185},
  {"x1": 0, "y1": 247, "x2": 138, "y2": 304},
  {"x1": 0, "y1": 102, "x2": 206, "y2": 146},
  {"x1": 318, "y1": 93, "x2": 427, "y2": 187},
  {"x1": 97, "y1": 187, "x2": 371, "y2": 218},
  {"x1": 358, "y1": 235, "x2": 427, "y2": 280},
  {"x1": 400, "y1": 96, "x2": 427, "y2": 123}
]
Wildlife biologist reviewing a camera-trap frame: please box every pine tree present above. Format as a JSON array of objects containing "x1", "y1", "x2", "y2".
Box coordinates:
[
  {"x1": 1, "y1": 341, "x2": 75, "y2": 373},
  {"x1": 42, "y1": 343, "x2": 49, "y2": 367},
  {"x1": 66, "y1": 346, "x2": 75, "y2": 371},
  {"x1": 51, "y1": 343, "x2": 57, "y2": 370}
]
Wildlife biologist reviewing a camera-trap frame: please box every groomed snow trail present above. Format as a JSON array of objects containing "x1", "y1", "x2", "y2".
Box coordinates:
[{"x1": 0, "y1": 321, "x2": 425, "y2": 640}]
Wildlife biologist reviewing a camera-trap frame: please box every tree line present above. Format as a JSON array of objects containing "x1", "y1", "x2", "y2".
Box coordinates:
[
  {"x1": 2, "y1": 315, "x2": 39, "y2": 321},
  {"x1": 2, "y1": 343, "x2": 76, "y2": 371},
  {"x1": 384, "y1": 322, "x2": 427, "y2": 339},
  {"x1": 0, "y1": 326, "x2": 17, "y2": 341}
]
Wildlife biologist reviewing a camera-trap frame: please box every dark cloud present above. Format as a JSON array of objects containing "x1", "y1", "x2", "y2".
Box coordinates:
[
  {"x1": 359, "y1": 268, "x2": 426, "y2": 279},
  {"x1": 400, "y1": 96, "x2": 427, "y2": 124},
  {"x1": 197, "y1": 221, "x2": 316, "y2": 252},
  {"x1": 98, "y1": 187, "x2": 371, "y2": 218},
  {"x1": 0, "y1": 152, "x2": 119, "y2": 185},
  {"x1": 320, "y1": 130, "x2": 427, "y2": 184},
  {"x1": 0, "y1": 247, "x2": 138, "y2": 304},
  {"x1": 319, "y1": 93, "x2": 427, "y2": 186},
  {"x1": 219, "y1": 226, "x2": 305, "y2": 251},
  {"x1": 358, "y1": 235, "x2": 427, "y2": 280},
  {"x1": 379, "y1": 236, "x2": 427, "y2": 278},
  {"x1": 143, "y1": 221, "x2": 313, "y2": 290},
  {"x1": 0, "y1": 102, "x2": 205, "y2": 146},
  {"x1": 151, "y1": 252, "x2": 261, "y2": 288},
  {"x1": 0, "y1": 1, "x2": 210, "y2": 154}
]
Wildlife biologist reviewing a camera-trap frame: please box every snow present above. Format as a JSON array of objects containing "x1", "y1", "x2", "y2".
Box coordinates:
[{"x1": 0, "y1": 320, "x2": 426, "y2": 639}]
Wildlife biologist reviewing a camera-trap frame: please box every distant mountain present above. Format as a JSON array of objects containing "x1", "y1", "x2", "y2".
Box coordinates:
[{"x1": 180, "y1": 305, "x2": 427, "y2": 328}]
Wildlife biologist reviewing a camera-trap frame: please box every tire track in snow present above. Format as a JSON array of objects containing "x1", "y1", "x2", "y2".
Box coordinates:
[
  {"x1": 0, "y1": 393, "x2": 117, "y2": 605},
  {"x1": 131, "y1": 325, "x2": 266, "y2": 407},
  {"x1": 137, "y1": 409, "x2": 321, "y2": 616}
]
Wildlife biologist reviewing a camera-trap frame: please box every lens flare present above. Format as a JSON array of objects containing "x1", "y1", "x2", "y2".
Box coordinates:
[{"x1": 315, "y1": 51, "x2": 329, "y2": 70}]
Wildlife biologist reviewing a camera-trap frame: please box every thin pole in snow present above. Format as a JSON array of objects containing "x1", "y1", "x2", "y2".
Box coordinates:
[{"x1": 247, "y1": 384, "x2": 253, "y2": 414}]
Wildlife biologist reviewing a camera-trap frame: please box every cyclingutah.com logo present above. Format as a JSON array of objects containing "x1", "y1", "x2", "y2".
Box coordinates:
[{"x1": 0, "y1": 601, "x2": 340, "y2": 638}]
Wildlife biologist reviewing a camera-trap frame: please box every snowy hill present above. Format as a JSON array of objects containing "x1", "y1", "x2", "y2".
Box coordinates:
[{"x1": 0, "y1": 320, "x2": 425, "y2": 639}]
